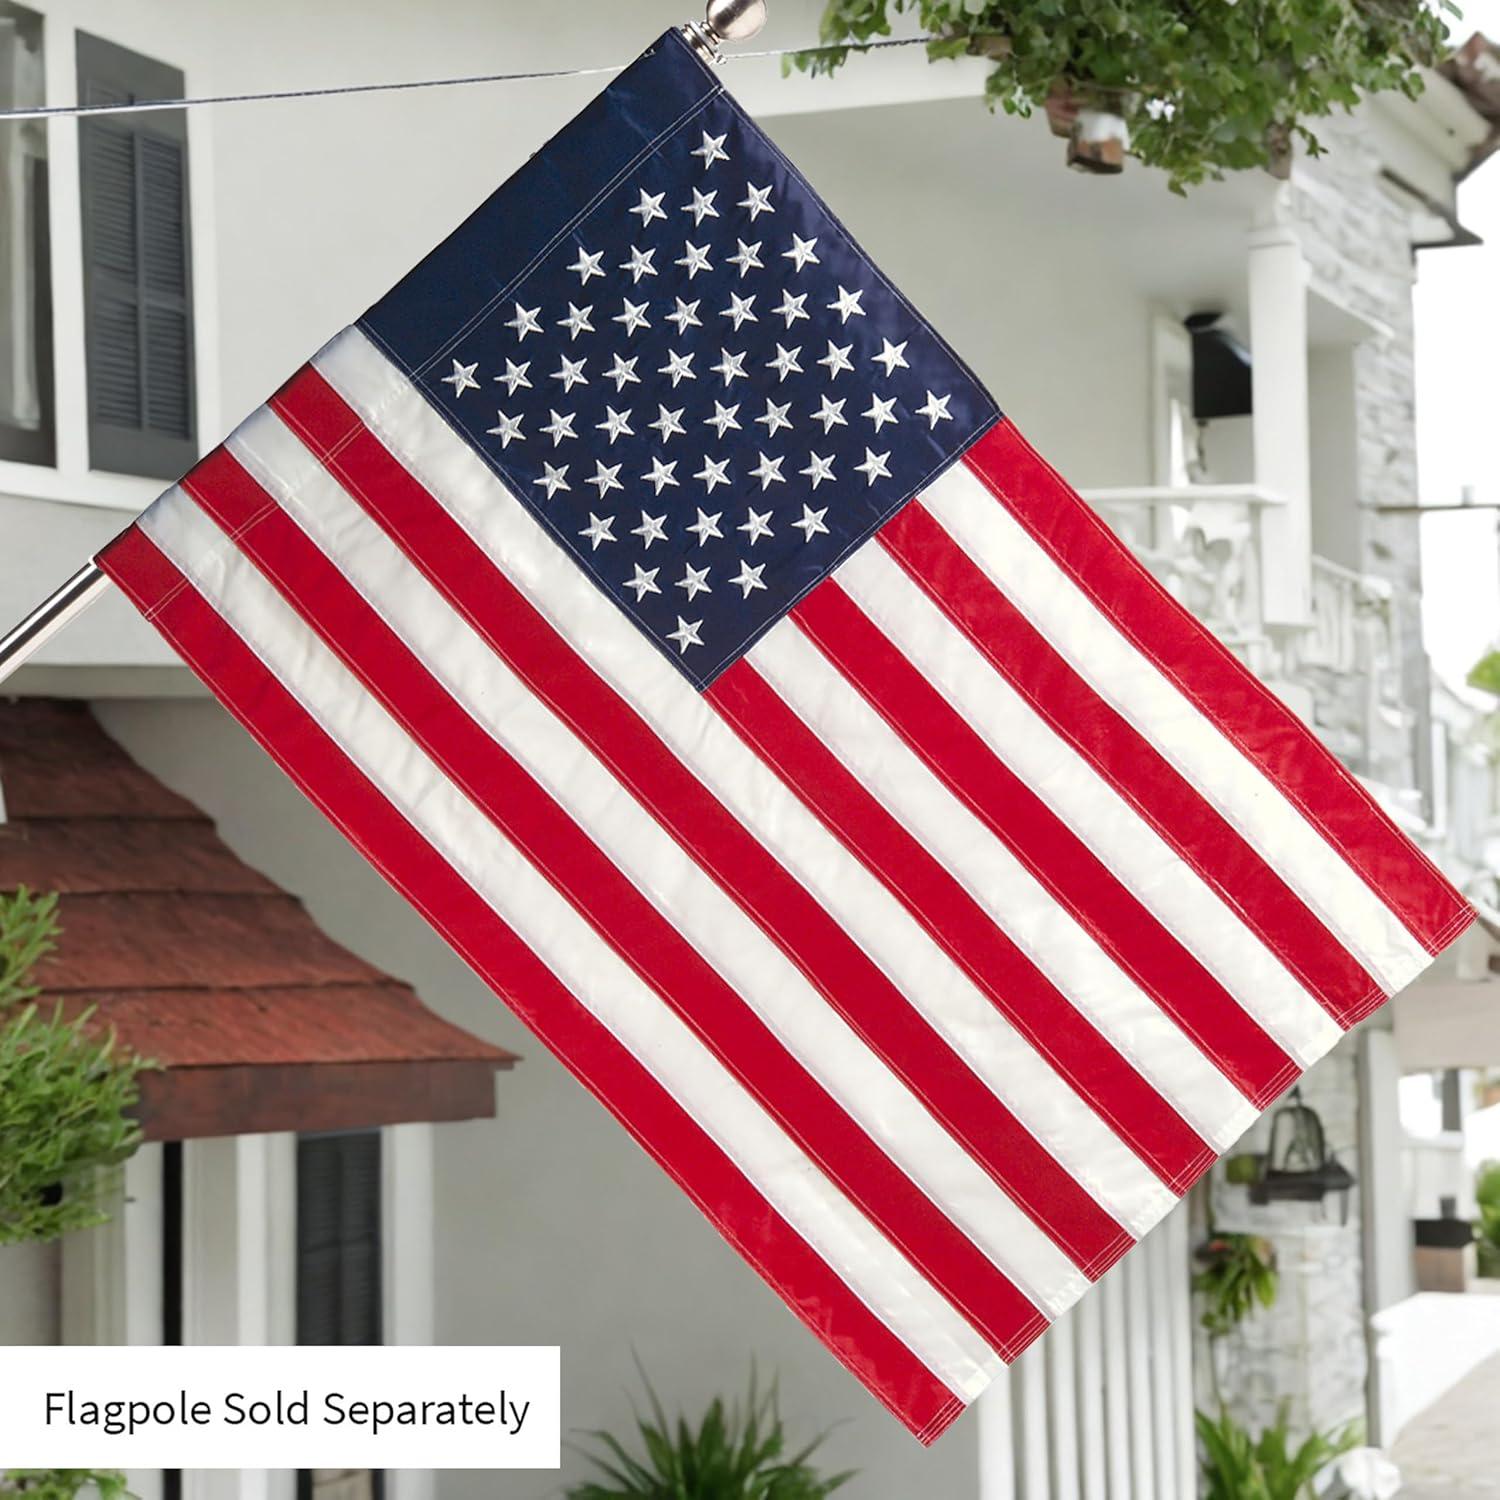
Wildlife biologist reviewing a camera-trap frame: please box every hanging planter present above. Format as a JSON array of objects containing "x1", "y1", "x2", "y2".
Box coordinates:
[{"x1": 790, "y1": 0, "x2": 1455, "y2": 192}]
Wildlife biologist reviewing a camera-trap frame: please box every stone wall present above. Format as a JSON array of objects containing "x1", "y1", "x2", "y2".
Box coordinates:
[{"x1": 1201, "y1": 1040, "x2": 1370, "y2": 1438}]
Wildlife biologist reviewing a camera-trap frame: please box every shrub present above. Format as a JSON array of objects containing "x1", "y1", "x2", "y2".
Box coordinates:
[{"x1": 0, "y1": 888, "x2": 149, "y2": 1245}]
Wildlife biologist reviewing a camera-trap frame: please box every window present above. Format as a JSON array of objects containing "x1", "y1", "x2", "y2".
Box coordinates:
[
  {"x1": 297, "y1": 1131, "x2": 383, "y2": 1500},
  {"x1": 296, "y1": 1130, "x2": 383, "y2": 1346},
  {"x1": 76, "y1": 31, "x2": 194, "y2": 479},
  {"x1": 0, "y1": 3, "x2": 53, "y2": 467}
]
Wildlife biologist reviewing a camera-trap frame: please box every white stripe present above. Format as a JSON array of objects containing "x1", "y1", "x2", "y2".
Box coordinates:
[
  {"x1": 314, "y1": 325, "x2": 1177, "y2": 1237},
  {"x1": 225, "y1": 405, "x2": 1086, "y2": 1318},
  {"x1": 747, "y1": 621, "x2": 1258, "y2": 1154},
  {"x1": 137, "y1": 482, "x2": 1001, "y2": 1399},
  {"x1": 835, "y1": 544, "x2": 1343, "y2": 1069},
  {"x1": 920, "y1": 463, "x2": 1429, "y2": 995}
]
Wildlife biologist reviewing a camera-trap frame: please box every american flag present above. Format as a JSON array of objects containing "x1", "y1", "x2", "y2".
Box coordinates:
[{"x1": 97, "y1": 29, "x2": 1473, "y2": 1442}]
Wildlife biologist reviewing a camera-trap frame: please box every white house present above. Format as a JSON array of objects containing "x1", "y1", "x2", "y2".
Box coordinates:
[{"x1": 1, "y1": 2, "x2": 1497, "y2": 1497}]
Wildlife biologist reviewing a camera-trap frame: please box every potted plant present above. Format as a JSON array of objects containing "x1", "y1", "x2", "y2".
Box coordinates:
[{"x1": 566, "y1": 1371, "x2": 852, "y2": 1500}]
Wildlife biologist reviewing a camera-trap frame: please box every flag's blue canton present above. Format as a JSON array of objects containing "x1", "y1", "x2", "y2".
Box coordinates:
[{"x1": 414, "y1": 89, "x2": 995, "y2": 687}]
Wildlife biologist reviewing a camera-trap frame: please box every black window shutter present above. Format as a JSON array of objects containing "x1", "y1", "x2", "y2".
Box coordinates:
[
  {"x1": 76, "y1": 31, "x2": 195, "y2": 479},
  {"x1": 296, "y1": 1131, "x2": 384, "y2": 1347}
]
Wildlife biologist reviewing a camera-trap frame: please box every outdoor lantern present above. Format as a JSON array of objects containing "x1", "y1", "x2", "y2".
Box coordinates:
[
  {"x1": 1185, "y1": 311, "x2": 1253, "y2": 421},
  {"x1": 1249, "y1": 1086, "x2": 1357, "y2": 1214}
]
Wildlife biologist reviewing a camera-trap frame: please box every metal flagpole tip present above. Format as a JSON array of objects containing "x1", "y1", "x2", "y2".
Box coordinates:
[{"x1": 705, "y1": 0, "x2": 768, "y2": 43}]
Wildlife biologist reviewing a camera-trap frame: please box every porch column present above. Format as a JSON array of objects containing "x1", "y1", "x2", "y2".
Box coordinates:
[{"x1": 1248, "y1": 189, "x2": 1313, "y2": 626}]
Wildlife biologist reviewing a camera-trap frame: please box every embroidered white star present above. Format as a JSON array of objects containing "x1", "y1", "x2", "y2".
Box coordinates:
[
  {"x1": 568, "y1": 246, "x2": 605, "y2": 284},
  {"x1": 650, "y1": 404, "x2": 687, "y2": 442},
  {"x1": 442, "y1": 359, "x2": 479, "y2": 396},
  {"x1": 558, "y1": 303, "x2": 594, "y2": 340},
  {"x1": 658, "y1": 349, "x2": 696, "y2": 388},
  {"x1": 818, "y1": 340, "x2": 855, "y2": 380},
  {"x1": 624, "y1": 563, "x2": 661, "y2": 601},
  {"x1": 676, "y1": 241, "x2": 713, "y2": 278},
  {"x1": 533, "y1": 462, "x2": 569, "y2": 499},
  {"x1": 792, "y1": 503, "x2": 830, "y2": 542},
  {"x1": 580, "y1": 512, "x2": 616, "y2": 549},
  {"x1": 667, "y1": 616, "x2": 704, "y2": 654},
  {"x1": 694, "y1": 456, "x2": 731, "y2": 493},
  {"x1": 720, "y1": 292, "x2": 758, "y2": 330},
  {"x1": 855, "y1": 447, "x2": 892, "y2": 486},
  {"x1": 677, "y1": 561, "x2": 713, "y2": 599},
  {"x1": 613, "y1": 299, "x2": 651, "y2": 336},
  {"x1": 783, "y1": 234, "x2": 820, "y2": 271},
  {"x1": 811, "y1": 395, "x2": 848, "y2": 434},
  {"x1": 739, "y1": 506, "x2": 775, "y2": 543},
  {"x1": 767, "y1": 344, "x2": 803, "y2": 382},
  {"x1": 629, "y1": 188, "x2": 667, "y2": 227},
  {"x1": 506, "y1": 303, "x2": 543, "y2": 341},
  {"x1": 731, "y1": 559, "x2": 768, "y2": 598},
  {"x1": 541, "y1": 409, "x2": 577, "y2": 445},
  {"x1": 711, "y1": 348, "x2": 749, "y2": 385},
  {"x1": 872, "y1": 338, "x2": 910, "y2": 376},
  {"x1": 691, "y1": 130, "x2": 729, "y2": 169},
  {"x1": 632, "y1": 511, "x2": 669, "y2": 548},
  {"x1": 666, "y1": 297, "x2": 703, "y2": 336},
  {"x1": 687, "y1": 509, "x2": 724, "y2": 546},
  {"x1": 620, "y1": 245, "x2": 658, "y2": 283},
  {"x1": 586, "y1": 460, "x2": 623, "y2": 497},
  {"x1": 863, "y1": 393, "x2": 899, "y2": 431},
  {"x1": 486, "y1": 410, "x2": 524, "y2": 447},
  {"x1": 738, "y1": 183, "x2": 774, "y2": 220},
  {"x1": 801, "y1": 452, "x2": 836, "y2": 489},
  {"x1": 494, "y1": 359, "x2": 531, "y2": 395},
  {"x1": 682, "y1": 187, "x2": 719, "y2": 225},
  {"x1": 917, "y1": 390, "x2": 954, "y2": 427},
  {"x1": 641, "y1": 457, "x2": 679, "y2": 494},
  {"x1": 551, "y1": 355, "x2": 588, "y2": 392},
  {"x1": 748, "y1": 452, "x2": 785, "y2": 489},
  {"x1": 728, "y1": 239, "x2": 764, "y2": 278},
  {"x1": 594, "y1": 405, "x2": 634, "y2": 444},
  {"x1": 704, "y1": 401, "x2": 742, "y2": 439},
  {"x1": 828, "y1": 286, "x2": 866, "y2": 323},
  {"x1": 604, "y1": 353, "x2": 640, "y2": 392},
  {"x1": 756, "y1": 397, "x2": 794, "y2": 436},
  {"x1": 774, "y1": 290, "x2": 809, "y2": 328}
]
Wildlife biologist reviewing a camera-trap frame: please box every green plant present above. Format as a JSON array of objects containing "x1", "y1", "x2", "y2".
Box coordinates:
[
  {"x1": 790, "y1": 0, "x2": 1458, "y2": 191},
  {"x1": 1477, "y1": 1160, "x2": 1500, "y2": 1280},
  {"x1": 1197, "y1": 1404, "x2": 1360, "y2": 1500},
  {"x1": 0, "y1": 889, "x2": 149, "y2": 1245},
  {"x1": 1, "y1": 1474, "x2": 132, "y2": 1500},
  {"x1": 566, "y1": 1371, "x2": 853, "y2": 1500},
  {"x1": 1194, "y1": 1233, "x2": 1279, "y2": 1338}
]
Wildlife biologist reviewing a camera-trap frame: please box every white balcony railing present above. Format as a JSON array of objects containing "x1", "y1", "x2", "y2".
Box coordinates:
[
  {"x1": 1081, "y1": 485, "x2": 1420, "y2": 792},
  {"x1": 1081, "y1": 484, "x2": 1282, "y2": 670}
]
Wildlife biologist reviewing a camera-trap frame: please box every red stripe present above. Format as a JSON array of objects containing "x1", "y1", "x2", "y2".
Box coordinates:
[
  {"x1": 96, "y1": 521, "x2": 968, "y2": 1445},
  {"x1": 177, "y1": 444, "x2": 1048, "y2": 1361},
  {"x1": 965, "y1": 421, "x2": 1472, "y2": 956},
  {"x1": 270, "y1": 365, "x2": 1130, "y2": 1278},
  {"x1": 791, "y1": 581, "x2": 1299, "y2": 1108},
  {"x1": 878, "y1": 501, "x2": 1391, "y2": 1027},
  {"x1": 705, "y1": 655, "x2": 1215, "y2": 1195}
]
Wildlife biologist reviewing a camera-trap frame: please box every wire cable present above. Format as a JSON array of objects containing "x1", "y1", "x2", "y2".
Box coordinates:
[{"x1": 0, "y1": 34, "x2": 945, "y2": 123}]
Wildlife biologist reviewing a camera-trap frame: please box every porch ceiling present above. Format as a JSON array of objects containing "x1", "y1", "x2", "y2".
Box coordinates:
[{"x1": 0, "y1": 698, "x2": 516, "y2": 1140}]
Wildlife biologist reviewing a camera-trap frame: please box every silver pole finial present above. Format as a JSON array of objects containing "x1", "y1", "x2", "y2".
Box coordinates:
[{"x1": 684, "y1": 0, "x2": 768, "y2": 63}]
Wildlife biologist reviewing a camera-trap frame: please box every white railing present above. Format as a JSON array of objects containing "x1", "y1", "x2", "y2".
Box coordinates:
[
  {"x1": 1081, "y1": 485, "x2": 1283, "y2": 669},
  {"x1": 979, "y1": 1202, "x2": 1196, "y2": 1500}
]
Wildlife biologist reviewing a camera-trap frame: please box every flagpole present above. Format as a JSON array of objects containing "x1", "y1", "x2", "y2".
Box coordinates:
[{"x1": 0, "y1": 0, "x2": 767, "y2": 693}]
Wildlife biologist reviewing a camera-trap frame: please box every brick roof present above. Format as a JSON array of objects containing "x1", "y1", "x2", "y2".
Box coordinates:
[{"x1": 0, "y1": 698, "x2": 514, "y2": 1139}]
